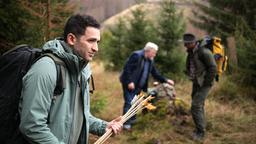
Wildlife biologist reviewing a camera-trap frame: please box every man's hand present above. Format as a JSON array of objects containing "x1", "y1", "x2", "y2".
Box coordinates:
[
  {"x1": 106, "y1": 116, "x2": 123, "y2": 135},
  {"x1": 128, "y1": 82, "x2": 135, "y2": 90},
  {"x1": 166, "y1": 79, "x2": 175, "y2": 86}
]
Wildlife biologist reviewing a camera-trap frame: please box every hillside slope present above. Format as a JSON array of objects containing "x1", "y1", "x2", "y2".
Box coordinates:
[{"x1": 101, "y1": 0, "x2": 207, "y2": 37}]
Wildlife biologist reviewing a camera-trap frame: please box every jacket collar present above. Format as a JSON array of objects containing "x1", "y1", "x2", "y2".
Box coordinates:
[{"x1": 42, "y1": 39, "x2": 91, "y2": 80}]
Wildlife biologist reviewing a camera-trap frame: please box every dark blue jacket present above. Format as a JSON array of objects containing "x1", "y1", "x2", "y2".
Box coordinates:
[{"x1": 120, "y1": 50, "x2": 167, "y2": 92}]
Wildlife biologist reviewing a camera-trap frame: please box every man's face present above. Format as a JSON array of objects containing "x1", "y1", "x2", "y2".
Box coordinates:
[
  {"x1": 184, "y1": 42, "x2": 196, "y2": 50},
  {"x1": 72, "y1": 27, "x2": 100, "y2": 61},
  {"x1": 145, "y1": 49, "x2": 157, "y2": 60}
]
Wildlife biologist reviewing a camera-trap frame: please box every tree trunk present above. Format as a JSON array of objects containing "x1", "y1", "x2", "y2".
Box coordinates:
[
  {"x1": 46, "y1": 0, "x2": 51, "y2": 41},
  {"x1": 227, "y1": 36, "x2": 237, "y2": 71}
]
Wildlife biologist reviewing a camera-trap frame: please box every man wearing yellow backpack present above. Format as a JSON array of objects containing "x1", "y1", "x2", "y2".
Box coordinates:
[{"x1": 183, "y1": 33, "x2": 217, "y2": 141}]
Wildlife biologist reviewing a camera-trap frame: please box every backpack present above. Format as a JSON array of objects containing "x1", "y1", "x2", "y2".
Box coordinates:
[
  {"x1": 198, "y1": 36, "x2": 228, "y2": 81},
  {"x1": 0, "y1": 44, "x2": 66, "y2": 144}
]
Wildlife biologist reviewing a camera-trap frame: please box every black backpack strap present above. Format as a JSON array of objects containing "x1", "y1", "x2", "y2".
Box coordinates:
[
  {"x1": 42, "y1": 53, "x2": 66, "y2": 95},
  {"x1": 42, "y1": 53, "x2": 66, "y2": 124},
  {"x1": 89, "y1": 75, "x2": 95, "y2": 94},
  {"x1": 81, "y1": 74, "x2": 95, "y2": 94}
]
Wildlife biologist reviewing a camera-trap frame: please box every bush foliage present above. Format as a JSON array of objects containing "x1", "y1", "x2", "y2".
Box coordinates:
[{"x1": 100, "y1": 1, "x2": 186, "y2": 79}]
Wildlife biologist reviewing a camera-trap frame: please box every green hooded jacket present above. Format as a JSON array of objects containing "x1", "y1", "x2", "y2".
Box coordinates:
[{"x1": 19, "y1": 39, "x2": 107, "y2": 144}]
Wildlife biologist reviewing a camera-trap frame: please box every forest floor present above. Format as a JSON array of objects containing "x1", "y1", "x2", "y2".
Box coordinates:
[{"x1": 89, "y1": 61, "x2": 256, "y2": 144}]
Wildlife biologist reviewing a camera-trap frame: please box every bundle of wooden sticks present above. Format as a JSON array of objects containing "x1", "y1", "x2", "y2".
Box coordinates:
[{"x1": 94, "y1": 93, "x2": 155, "y2": 144}]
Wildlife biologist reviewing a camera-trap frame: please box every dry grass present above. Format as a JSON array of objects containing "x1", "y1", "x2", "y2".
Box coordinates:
[
  {"x1": 89, "y1": 61, "x2": 256, "y2": 144},
  {"x1": 90, "y1": 61, "x2": 124, "y2": 120}
]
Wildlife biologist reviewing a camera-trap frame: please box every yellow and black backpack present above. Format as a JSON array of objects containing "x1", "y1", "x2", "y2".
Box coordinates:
[{"x1": 199, "y1": 36, "x2": 228, "y2": 81}]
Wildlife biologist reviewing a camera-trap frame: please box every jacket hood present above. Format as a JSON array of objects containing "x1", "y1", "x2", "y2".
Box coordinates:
[{"x1": 42, "y1": 39, "x2": 91, "y2": 80}]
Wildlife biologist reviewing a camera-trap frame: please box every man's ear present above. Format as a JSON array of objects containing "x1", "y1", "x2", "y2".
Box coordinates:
[{"x1": 66, "y1": 33, "x2": 76, "y2": 46}]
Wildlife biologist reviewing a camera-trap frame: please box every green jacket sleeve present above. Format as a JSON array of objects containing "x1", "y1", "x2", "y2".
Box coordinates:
[
  {"x1": 19, "y1": 58, "x2": 64, "y2": 144},
  {"x1": 88, "y1": 112, "x2": 108, "y2": 136}
]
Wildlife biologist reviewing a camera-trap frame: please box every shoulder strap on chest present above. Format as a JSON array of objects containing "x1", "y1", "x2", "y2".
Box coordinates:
[{"x1": 42, "y1": 53, "x2": 66, "y2": 95}]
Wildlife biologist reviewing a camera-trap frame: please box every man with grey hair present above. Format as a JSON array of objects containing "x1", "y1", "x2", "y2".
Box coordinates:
[{"x1": 119, "y1": 42, "x2": 174, "y2": 130}]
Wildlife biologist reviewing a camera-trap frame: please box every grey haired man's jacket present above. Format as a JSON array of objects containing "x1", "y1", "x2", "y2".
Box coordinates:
[{"x1": 119, "y1": 50, "x2": 167, "y2": 92}]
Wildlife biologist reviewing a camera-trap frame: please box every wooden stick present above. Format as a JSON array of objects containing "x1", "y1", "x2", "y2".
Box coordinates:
[
  {"x1": 94, "y1": 129, "x2": 112, "y2": 144},
  {"x1": 122, "y1": 96, "x2": 144, "y2": 120}
]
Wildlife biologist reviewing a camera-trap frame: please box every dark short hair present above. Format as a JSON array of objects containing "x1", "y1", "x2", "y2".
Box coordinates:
[{"x1": 63, "y1": 14, "x2": 100, "y2": 42}]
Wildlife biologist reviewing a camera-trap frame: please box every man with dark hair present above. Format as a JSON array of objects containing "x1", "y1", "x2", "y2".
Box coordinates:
[
  {"x1": 119, "y1": 42, "x2": 174, "y2": 130},
  {"x1": 19, "y1": 14, "x2": 122, "y2": 144},
  {"x1": 183, "y1": 33, "x2": 217, "y2": 141}
]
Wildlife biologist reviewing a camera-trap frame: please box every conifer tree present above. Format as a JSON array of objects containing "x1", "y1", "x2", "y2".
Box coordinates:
[
  {"x1": 192, "y1": 0, "x2": 256, "y2": 86},
  {"x1": 0, "y1": 0, "x2": 74, "y2": 53},
  {"x1": 100, "y1": 18, "x2": 128, "y2": 70},
  {"x1": 156, "y1": 0, "x2": 185, "y2": 77},
  {"x1": 20, "y1": 0, "x2": 74, "y2": 47},
  {"x1": 125, "y1": 7, "x2": 157, "y2": 53},
  {"x1": 100, "y1": 5, "x2": 157, "y2": 70},
  {"x1": 191, "y1": 0, "x2": 255, "y2": 37},
  {"x1": 0, "y1": 0, "x2": 28, "y2": 54}
]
